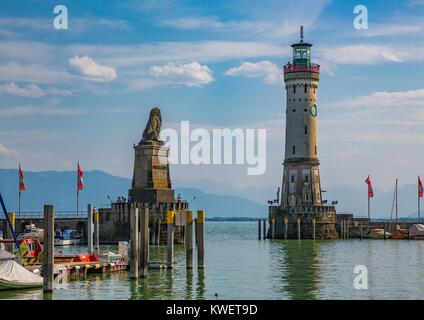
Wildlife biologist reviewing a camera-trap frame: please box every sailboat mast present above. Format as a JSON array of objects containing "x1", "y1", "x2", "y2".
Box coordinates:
[{"x1": 395, "y1": 178, "x2": 398, "y2": 222}]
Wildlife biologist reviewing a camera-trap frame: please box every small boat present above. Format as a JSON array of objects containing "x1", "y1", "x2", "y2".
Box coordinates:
[
  {"x1": 18, "y1": 223, "x2": 44, "y2": 243},
  {"x1": 369, "y1": 228, "x2": 391, "y2": 239},
  {"x1": 409, "y1": 224, "x2": 424, "y2": 239},
  {"x1": 0, "y1": 249, "x2": 42, "y2": 290},
  {"x1": 389, "y1": 225, "x2": 409, "y2": 240},
  {"x1": 54, "y1": 228, "x2": 82, "y2": 246}
]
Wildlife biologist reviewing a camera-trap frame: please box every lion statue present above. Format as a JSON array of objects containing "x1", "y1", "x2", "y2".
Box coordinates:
[{"x1": 142, "y1": 107, "x2": 162, "y2": 141}]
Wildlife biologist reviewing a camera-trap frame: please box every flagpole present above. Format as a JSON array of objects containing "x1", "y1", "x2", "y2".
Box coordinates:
[
  {"x1": 368, "y1": 194, "x2": 370, "y2": 221},
  {"x1": 77, "y1": 189, "x2": 79, "y2": 219},
  {"x1": 418, "y1": 193, "x2": 420, "y2": 221},
  {"x1": 18, "y1": 190, "x2": 21, "y2": 219}
]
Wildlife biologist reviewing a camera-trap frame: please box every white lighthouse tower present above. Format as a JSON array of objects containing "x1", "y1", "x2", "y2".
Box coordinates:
[{"x1": 268, "y1": 26, "x2": 338, "y2": 239}]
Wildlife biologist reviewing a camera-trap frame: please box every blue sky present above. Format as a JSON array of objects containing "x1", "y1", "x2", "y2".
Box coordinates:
[{"x1": 0, "y1": 0, "x2": 424, "y2": 200}]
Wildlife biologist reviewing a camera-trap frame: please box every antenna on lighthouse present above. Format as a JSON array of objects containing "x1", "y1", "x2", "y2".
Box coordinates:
[{"x1": 300, "y1": 25, "x2": 304, "y2": 42}]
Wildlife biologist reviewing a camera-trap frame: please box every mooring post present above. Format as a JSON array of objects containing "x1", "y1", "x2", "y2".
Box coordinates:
[
  {"x1": 130, "y1": 204, "x2": 139, "y2": 279},
  {"x1": 194, "y1": 218, "x2": 198, "y2": 244},
  {"x1": 383, "y1": 223, "x2": 386, "y2": 241},
  {"x1": 312, "y1": 218, "x2": 316, "y2": 240},
  {"x1": 139, "y1": 206, "x2": 149, "y2": 278},
  {"x1": 271, "y1": 218, "x2": 276, "y2": 239},
  {"x1": 197, "y1": 210, "x2": 205, "y2": 269},
  {"x1": 284, "y1": 217, "x2": 288, "y2": 240},
  {"x1": 166, "y1": 210, "x2": 175, "y2": 268},
  {"x1": 94, "y1": 208, "x2": 100, "y2": 254},
  {"x1": 263, "y1": 219, "x2": 266, "y2": 239},
  {"x1": 258, "y1": 219, "x2": 261, "y2": 240},
  {"x1": 346, "y1": 220, "x2": 349, "y2": 239},
  {"x1": 360, "y1": 225, "x2": 363, "y2": 239},
  {"x1": 341, "y1": 220, "x2": 344, "y2": 239},
  {"x1": 156, "y1": 219, "x2": 161, "y2": 244},
  {"x1": 185, "y1": 211, "x2": 193, "y2": 269},
  {"x1": 297, "y1": 217, "x2": 301, "y2": 240},
  {"x1": 43, "y1": 205, "x2": 54, "y2": 292},
  {"x1": 87, "y1": 204, "x2": 94, "y2": 254}
]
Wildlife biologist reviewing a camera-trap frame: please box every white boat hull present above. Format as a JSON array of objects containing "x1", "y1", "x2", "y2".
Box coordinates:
[
  {"x1": 54, "y1": 239, "x2": 81, "y2": 246},
  {"x1": 0, "y1": 278, "x2": 42, "y2": 290}
]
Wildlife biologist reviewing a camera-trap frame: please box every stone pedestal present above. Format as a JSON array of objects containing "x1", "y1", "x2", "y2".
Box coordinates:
[
  {"x1": 128, "y1": 140, "x2": 174, "y2": 205},
  {"x1": 268, "y1": 205, "x2": 338, "y2": 240}
]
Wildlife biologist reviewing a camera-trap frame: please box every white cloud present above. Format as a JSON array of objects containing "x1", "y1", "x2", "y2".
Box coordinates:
[
  {"x1": 338, "y1": 88, "x2": 424, "y2": 109},
  {"x1": 224, "y1": 61, "x2": 282, "y2": 85},
  {"x1": 159, "y1": 17, "x2": 271, "y2": 34},
  {"x1": 0, "y1": 63, "x2": 70, "y2": 84},
  {"x1": 0, "y1": 106, "x2": 83, "y2": 118},
  {"x1": 149, "y1": 61, "x2": 214, "y2": 87},
  {"x1": 0, "y1": 82, "x2": 44, "y2": 98},
  {"x1": 321, "y1": 45, "x2": 406, "y2": 65},
  {"x1": 69, "y1": 55, "x2": 117, "y2": 82},
  {"x1": 0, "y1": 144, "x2": 17, "y2": 157},
  {"x1": 357, "y1": 23, "x2": 422, "y2": 37}
]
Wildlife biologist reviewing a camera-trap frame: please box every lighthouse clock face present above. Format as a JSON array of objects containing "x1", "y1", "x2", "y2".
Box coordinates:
[{"x1": 310, "y1": 104, "x2": 317, "y2": 117}]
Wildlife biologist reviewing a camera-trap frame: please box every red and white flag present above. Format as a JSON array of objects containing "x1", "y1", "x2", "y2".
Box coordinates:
[
  {"x1": 418, "y1": 176, "x2": 423, "y2": 198},
  {"x1": 19, "y1": 163, "x2": 25, "y2": 191},
  {"x1": 77, "y1": 162, "x2": 84, "y2": 191},
  {"x1": 365, "y1": 175, "x2": 374, "y2": 198}
]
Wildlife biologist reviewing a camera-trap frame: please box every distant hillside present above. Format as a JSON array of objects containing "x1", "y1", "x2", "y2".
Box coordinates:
[{"x1": 0, "y1": 169, "x2": 267, "y2": 217}]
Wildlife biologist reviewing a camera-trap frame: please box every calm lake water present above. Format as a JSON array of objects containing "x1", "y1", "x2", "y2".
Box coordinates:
[{"x1": 1, "y1": 221, "x2": 424, "y2": 300}]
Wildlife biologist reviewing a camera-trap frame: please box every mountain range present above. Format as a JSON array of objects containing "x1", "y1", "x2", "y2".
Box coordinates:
[{"x1": 0, "y1": 169, "x2": 421, "y2": 218}]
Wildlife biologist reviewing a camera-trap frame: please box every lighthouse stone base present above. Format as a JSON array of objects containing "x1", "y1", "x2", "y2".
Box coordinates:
[{"x1": 268, "y1": 206, "x2": 339, "y2": 240}]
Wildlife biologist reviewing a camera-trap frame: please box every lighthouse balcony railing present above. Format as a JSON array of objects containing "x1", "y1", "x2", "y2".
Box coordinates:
[{"x1": 283, "y1": 63, "x2": 320, "y2": 74}]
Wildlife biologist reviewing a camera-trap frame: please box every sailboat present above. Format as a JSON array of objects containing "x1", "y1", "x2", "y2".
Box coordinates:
[{"x1": 388, "y1": 179, "x2": 408, "y2": 239}]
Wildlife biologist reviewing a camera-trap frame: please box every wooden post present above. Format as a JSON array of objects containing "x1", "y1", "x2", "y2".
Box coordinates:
[
  {"x1": 297, "y1": 217, "x2": 301, "y2": 240},
  {"x1": 341, "y1": 220, "x2": 344, "y2": 239},
  {"x1": 271, "y1": 218, "x2": 276, "y2": 239},
  {"x1": 197, "y1": 210, "x2": 205, "y2": 269},
  {"x1": 87, "y1": 204, "x2": 94, "y2": 254},
  {"x1": 130, "y1": 204, "x2": 139, "y2": 279},
  {"x1": 383, "y1": 223, "x2": 386, "y2": 241},
  {"x1": 166, "y1": 210, "x2": 175, "y2": 268},
  {"x1": 284, "y1": 217, "x2": 288, "y2": 240},
  {"x1": 43, "y1": 205, "x2": 54, "y2": 292},
  {"x1": 94, "y1": 208, "x2": 100, "y2": 254},
  {"x1": 157, "y1": 219, "x2": 161, "y2": 244},
  {"x1": 258, "y1": 219, "x2": 261, "y2": 240},
  {"x1": 263, "y1": 219, "x2": 266, "y2": 239},
  {"x1": 139, "y1": 206, "x2": 149, "y2": 278},
  {"x1": 346, "y1": 220, "x2": 349, "y2": 239},
  {"x1": 194, "y1": 218, "x2": 198, "y2": 244},
  {"x1": 360, "y1": 225, "x2": 363, "y2": 239},
  {"x1": 185, "y1": 211, "x2": 193, "y2": 269},
  {"x1": 312, "y1": 218, "x2": 316, "y2": 240}
]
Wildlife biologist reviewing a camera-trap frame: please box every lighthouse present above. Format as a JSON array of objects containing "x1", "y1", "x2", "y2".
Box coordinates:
[{"x1": 268, "y1": 26, "x2": 338, "y2": 239}]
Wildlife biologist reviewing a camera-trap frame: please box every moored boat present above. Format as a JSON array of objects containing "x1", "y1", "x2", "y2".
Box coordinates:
[
  {"x1": 369, "y1": 228, "x2": 391, "y2": 239},
  {"x1": 54, "y1": 228, "x2": 82, "y2": 246},
  {"x1": 0, "y1": 249, "x2": 42, "y2": 290}
]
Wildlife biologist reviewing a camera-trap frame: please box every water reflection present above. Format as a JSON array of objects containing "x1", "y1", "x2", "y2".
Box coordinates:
[
  {"x1": 281, "y1": 240, "x2": 320, "y2": 299},
  {"x1": 195, "y1": 269, "x2": 205, "y2": 300}
]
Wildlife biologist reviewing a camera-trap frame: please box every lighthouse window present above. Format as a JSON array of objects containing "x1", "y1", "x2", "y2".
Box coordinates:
[
  {"x1": 304, "y1": 126, "x2": 308, "y2": 134},
  {"x1": 304, "y1": 108, "x2": 307, "y2": 112},
  {"x1": 291, "y1": 175, "x2": 295, "y2": 183},
  {"x1": 293, "y1": 86, "x2": 296, "y2": 94},
  {"x1": 293, "y1": 109, "x2": 296, "y2": 112},
  {"x1": 304, "y1": 85, "x2": 307, "y2": 93},
  {"x1": 315, "y1": 146, "x2": 317, "y2": 155},
  {"x1": 305, "y1": 175, "x2": 309, "y2": 182},
  {"x1": 292, "y1": 146, "x2": 296, "y2": 154}
]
